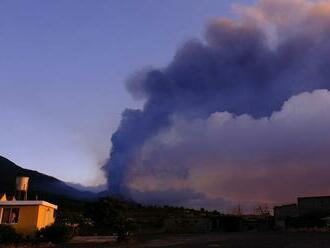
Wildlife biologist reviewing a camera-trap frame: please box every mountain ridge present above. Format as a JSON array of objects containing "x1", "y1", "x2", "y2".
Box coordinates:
[{"x1": 0, "y1": 155, "x2": 102, "y2": 201}]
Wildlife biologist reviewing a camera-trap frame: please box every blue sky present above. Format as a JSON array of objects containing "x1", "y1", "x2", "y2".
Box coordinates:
[{"x1": 0, "y1": 0, "x2": 254, "y2": 185}]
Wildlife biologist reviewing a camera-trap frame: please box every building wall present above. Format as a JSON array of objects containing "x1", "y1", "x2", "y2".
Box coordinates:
[
  {"x1": 274, "y1": 204, "x2": 298, "y2": 220},
  {"x1": 36, "y1": 205, "x2": 56, "y2": 230},
  {"x1": 0, "y1": 204, "x2": 56, "y2": 236},
  {"x1": 298, "y1": 197, "x2": 330, "y2": 216},
  {"x1": 8, "y1": 205, "x2": 39, "y2": 236}
]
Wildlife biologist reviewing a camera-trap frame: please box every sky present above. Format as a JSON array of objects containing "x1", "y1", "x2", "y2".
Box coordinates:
[
  {"x1": 4, "y1": 0, "x2": 330, "y2": 211},
  {"x1": 0, "y1": 0, "x2": 255, "y2": 186}
]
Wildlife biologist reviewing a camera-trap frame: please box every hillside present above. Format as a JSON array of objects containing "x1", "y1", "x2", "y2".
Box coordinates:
[{"x1": 0, "y1": 155, "x2": 98, "y2": 201}]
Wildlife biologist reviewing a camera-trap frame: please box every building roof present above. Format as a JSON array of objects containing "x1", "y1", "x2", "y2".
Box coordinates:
[
  {"x1": 0, "y1": 193, "x2": 6, "y2": 201},
  {"x1": 274, "y1": 204, "x2": 297, "y2": 208},
  {"x1": 0, "y1": 200, "x2": 58, "y2": 210},
  {"x1": 298, "y1": 196, "x2": 330, "y2": 200}
]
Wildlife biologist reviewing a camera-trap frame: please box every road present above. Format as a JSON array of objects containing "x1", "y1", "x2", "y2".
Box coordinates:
[
  {"x1": 133, "y1": 232, "x2": 330, "y2": 248},
  {"x1": 62, "y1": 232, "x2": 330, "y2": 248}
]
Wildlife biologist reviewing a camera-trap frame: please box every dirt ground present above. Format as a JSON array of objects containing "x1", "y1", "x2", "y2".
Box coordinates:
[{"x1": 60, "y1": 232, "x2": 330, "y2": 248}]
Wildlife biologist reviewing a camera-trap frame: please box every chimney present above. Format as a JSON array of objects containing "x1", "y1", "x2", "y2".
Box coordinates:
[{"x1": 15, "y1": 177, "x2": 29, "y2": 200}]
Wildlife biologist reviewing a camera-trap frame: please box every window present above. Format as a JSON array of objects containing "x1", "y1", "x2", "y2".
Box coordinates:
[{"x1": 1, "y1": 208, "x2": 20, "y2": 224}]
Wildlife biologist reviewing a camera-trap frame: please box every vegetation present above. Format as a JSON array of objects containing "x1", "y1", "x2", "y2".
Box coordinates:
[
  {"x1": 37, "y1": 224, "x2": 73, "y2": 244},
  {"x1": 86, "y1": 198, "x2": 135, "y2": 241},
  {"x1": 0, "y1": 225, "x2": 22, "y2": 244},
  {"x1": 286, "y1": 214, "x2": 327, "y2": 229}
]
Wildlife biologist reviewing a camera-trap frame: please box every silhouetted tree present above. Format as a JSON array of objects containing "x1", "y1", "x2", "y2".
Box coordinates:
[{"x1": 87, "y1": 198, "x2": 132, "y2": 241}]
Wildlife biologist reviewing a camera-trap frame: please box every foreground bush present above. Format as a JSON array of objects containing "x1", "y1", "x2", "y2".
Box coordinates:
[
  {"x1": 0, "y1": 225, "x2": 22, "y2": 244},
  {"x1": 86, "y1": 198, "x2": 134, "y2": 241},
  {"x1": 37, "y1": 224, "x2": 73, "y2": 244}
]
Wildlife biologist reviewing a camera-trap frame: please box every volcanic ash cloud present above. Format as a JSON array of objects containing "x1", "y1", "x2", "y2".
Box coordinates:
[
  {"x1": 105, "y1": 0, "x2": 330, "y2": 208},
  {"x1": 128, "y1": 90, "x2": 330, "y2": 207}
]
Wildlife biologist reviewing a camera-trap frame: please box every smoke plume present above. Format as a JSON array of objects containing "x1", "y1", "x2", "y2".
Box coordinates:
[{"x1": 105, "y1": 0, "x2": 330, "y2": 208}]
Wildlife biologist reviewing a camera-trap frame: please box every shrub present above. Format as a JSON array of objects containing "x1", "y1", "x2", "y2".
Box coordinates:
[
  {"x1": 86, "y1": 198, "x2": 133, "y2": 240},
  {"x1": 37, "y1": 224, "x2": 73, "y2": 244},
  {"x1": 0, "y1": 225, "x2": 22, "y2": 244}
]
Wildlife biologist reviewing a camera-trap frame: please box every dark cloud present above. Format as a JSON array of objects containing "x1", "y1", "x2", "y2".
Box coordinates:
[
  {"x1": 105, "y1": 0, "x2": 330, "y2": 208},
  {"x1": 125, "y1": 90, "x2": 330, "y2": 205},
  {"x1": 129, "y1": 188, "x2": 232, "y2": 211}
]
